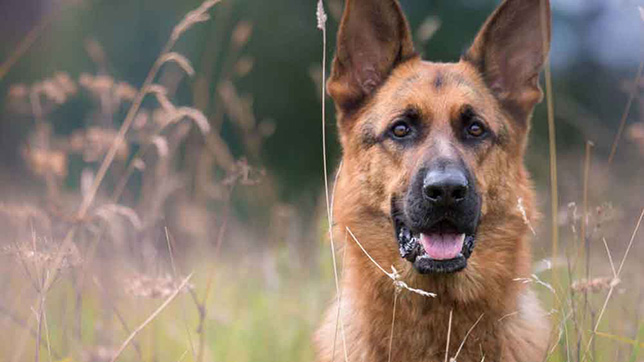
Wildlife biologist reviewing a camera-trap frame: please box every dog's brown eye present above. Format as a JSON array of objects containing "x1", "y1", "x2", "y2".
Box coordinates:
[
  {"x1": 466, "y1": 121, "x2": 485, "y2": 138},
  {"x1": 391, "y1": 122, "x2": 411, "y2": 138}
]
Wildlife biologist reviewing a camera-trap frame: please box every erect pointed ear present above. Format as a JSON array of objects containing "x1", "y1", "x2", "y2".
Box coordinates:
[
  {"x1": 463, "y1": 0, "x2": 551, "y2": 126},
  {"x1": 328, "y1": 0, "x2": 417, "y2": 115}
]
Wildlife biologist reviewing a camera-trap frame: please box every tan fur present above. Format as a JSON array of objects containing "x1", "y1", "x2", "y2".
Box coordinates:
[{"x1": 315, "y1": 1, "x2": 552, "y2": 361}]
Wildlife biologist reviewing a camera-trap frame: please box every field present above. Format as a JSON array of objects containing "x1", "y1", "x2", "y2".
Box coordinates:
[{"x1": 1, "y1": 0, "x2": 643, "y2": 361}]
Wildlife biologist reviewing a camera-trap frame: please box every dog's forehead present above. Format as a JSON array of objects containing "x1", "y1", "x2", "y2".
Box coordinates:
[
  {"x1": 390, "y1": 61, "x2": 478, "y2": 93},
  {"x1": 362, "y1": 59, "x2": 502, "y2": 132}
]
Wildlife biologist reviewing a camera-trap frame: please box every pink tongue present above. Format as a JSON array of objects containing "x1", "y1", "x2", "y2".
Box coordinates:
[{"x1": 419, "y1": 233, "x2": 465, "y2": 260}]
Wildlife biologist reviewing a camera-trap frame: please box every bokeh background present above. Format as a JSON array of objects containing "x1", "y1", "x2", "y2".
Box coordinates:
[{"x1": 0, "y1": 0, "x2": 643, "y2": 361}]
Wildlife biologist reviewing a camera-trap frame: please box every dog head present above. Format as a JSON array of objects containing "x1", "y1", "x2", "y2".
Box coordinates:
[{"x1": 330, "y1": 0, "x2": 550, "y2": 275}]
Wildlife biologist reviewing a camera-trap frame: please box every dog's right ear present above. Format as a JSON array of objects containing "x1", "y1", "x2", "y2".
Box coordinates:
[{"x1": 328, "y1": 0, "x2": 416, "y2": 117}]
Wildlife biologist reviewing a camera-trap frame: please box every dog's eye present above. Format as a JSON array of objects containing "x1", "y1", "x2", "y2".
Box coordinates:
[
  {"x1": 465, "y1": 119, "x2": 487, "y2": 139},
  {"x1": 466, "y1": 121, "x2": 485, "y2": 137},
  {"x1": 459, "y1": 106, "x2": 489, "y2": 142},
  {"x1": 391, "y1": 121, "x2": 412, "y2": 139}
]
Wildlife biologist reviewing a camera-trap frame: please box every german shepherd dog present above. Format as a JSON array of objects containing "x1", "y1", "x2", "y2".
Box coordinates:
[{"x1": 315, "y1": 0, "x2": 551, "y2": 360}]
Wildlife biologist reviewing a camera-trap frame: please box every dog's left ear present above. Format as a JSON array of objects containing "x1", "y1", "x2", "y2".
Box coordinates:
[
  {"x1": 464, "y1": 0, "x2": 551, "y2": 125},
  {"x1": 328, "y1": 0, "x2": 416, "y2": 118}
]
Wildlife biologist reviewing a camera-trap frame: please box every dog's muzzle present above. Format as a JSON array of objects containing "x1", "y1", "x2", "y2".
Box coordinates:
[{"x1": 391, "y1": 161, "x2": 481, "y2": 274}]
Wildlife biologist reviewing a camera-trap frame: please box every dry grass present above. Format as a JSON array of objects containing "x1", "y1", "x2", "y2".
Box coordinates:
[{"x1": 0, "y1": 1, "x2": 643, "y2": 362}]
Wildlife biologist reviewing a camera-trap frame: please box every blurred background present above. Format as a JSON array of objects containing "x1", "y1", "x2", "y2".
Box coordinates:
[{"x1": 0, "y1": 0, "x2": 643, "y2": 361}]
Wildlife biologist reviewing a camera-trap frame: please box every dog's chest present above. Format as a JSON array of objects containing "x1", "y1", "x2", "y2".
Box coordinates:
[{"x1": 352, "y1": 296, "x2": 503, "y2": 362}]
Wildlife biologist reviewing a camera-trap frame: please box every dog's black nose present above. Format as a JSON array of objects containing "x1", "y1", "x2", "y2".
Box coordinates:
[{"x1": 423, "y1": 168, "x2": 469, "y2": 206}]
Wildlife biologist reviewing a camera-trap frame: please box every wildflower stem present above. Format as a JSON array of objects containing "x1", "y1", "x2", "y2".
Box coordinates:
[{"x1": 109, "y1": 273, "x2": 193, "y2": 362}]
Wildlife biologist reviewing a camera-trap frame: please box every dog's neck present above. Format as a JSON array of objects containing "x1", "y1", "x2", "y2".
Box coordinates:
[{"x1": 336, "y1": 242, "x2": 513, "y2": 360}]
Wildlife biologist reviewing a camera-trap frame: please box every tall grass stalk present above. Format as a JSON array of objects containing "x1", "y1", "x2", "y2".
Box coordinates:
[
  {"x1": 580, "y1": 141, "x2": 593, "y2": 261},
  {"x1": 540, "y1": 0, "x2": 559, "y2": 287},
  {"x1": 165, "y1": 228, "x2": 197, "y2": 361},
  {"x1": 109, "y1": 274, "x2": 193, "y2": 362},
  {"x1": 0, "y1": 0, "x2": 76, "y2": 82},
  {"x1": 444, "y1": 310, "x2": 453, "y2": 362},
  {"x1": 583, "y1": 208, "x2": 644, "y2": 360},
  {"x1": 198, "y1": 182, "x2": 235, "y2": 362},
  {"x1": 346, "y1": 227, "x2": 436, "y2": 298},
  {"x1": 77, "y1": 0, "x2": 219, "y2": 218},
  {"x1": 608, "y1": 61, "x2": 644, "y2": 164},
  {"x1": 452, "y1": 314, "x2": 484, "y2": 361},
  {"x1": 317, "y1": 2, "x2": 349, "y2": 361},
  {"x1": 330, "y1": 163, "x2": 349, "y2": 362},
  {"x1": 38, "y1": 0, "x2": 221, "y2": 309},
  {"x1": 387, "y1": 291, "x2": 399, "y2": 362},
  {"x1": 580, "y1": 140, "x2": 594, "y2": 359}
]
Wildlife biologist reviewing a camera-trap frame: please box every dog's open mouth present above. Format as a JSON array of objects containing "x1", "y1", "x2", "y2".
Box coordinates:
[{"x1": 394, "y1": 217, "x2": 476, "y2": 274}]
